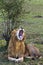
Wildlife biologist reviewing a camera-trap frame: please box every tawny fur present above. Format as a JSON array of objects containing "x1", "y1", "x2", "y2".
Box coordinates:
[
  {"x1": 8, "y1": 29, "x2": 25, "y2": 59},
  {"x1": 8, "y1": 29, "x2": 41, "y2": 62},
  {"x1": 25, "y1": 44, "x2": 41, "y2": 58}
]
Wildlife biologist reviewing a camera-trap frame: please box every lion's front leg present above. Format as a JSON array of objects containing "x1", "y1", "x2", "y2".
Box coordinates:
[{"x1": 8, "y1": 39, "x2": 15, "y2": 58}]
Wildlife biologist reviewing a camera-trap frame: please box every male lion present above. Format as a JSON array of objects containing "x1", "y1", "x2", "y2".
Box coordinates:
[
  {"x1": 8, "y1": 28, "x2": 41, "y2": 62},
  {"x1": 8, "y1": 28, "x2": 26, "y2": 62}
]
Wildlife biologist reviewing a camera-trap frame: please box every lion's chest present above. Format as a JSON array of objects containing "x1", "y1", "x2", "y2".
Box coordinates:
[
  {"x1": 13, "y1": 41, "x2": 25, "y2": 57},
  {"x1": 16, "y1": 42, "x2": 22, "y2": 50},
  {"x1": 15, "y1": 41, "x2": 25, "y2": 51}
]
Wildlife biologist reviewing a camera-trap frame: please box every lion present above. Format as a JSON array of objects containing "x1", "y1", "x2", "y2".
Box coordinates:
[
  {"x1": 8, "y1": 28, "x2": 41, "y2": 62},
  {"x1": 8, "y1": 28, "x2": 26, "y2": 62},
  {"x1": 24, "y1": 43, "x2": 41, "y2": 59}
]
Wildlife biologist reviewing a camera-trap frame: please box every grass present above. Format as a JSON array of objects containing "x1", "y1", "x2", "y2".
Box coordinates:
[
  {"x1": 24, "y1": 0, "x2": 43, "y2": 5},
  {"x1": 19, "y1": 16, "x2": 43, "y2": 34}
]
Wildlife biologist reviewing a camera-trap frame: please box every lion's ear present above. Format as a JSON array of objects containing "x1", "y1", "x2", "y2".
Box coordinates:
[{"x1": 11, "y1": 30, "x2": 16, "y2": 37}]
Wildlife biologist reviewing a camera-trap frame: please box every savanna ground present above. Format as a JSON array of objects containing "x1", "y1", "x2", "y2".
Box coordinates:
[{"x1": 0, "y1": 0, "x2": 43, "y2": 65}]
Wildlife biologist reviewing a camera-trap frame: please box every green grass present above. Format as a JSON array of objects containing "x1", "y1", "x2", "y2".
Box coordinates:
[
  {"x1": 25, "y1": 0, "x2": 43, "y2": 5},
  {"x1": 19, "y1": 15, "x2": 43, "y2": 34},
  {"x1": 19, "y1": 4, "x2": 43, "y2": 34}
]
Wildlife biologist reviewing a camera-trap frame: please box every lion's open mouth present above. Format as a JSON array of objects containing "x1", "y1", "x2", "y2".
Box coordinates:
[
  {"x1": 16, "y1": 28, "x2": 24, "y2": 40},
  {"x1": 19, "y1": 30, "x2": 23, "y2": 37}
]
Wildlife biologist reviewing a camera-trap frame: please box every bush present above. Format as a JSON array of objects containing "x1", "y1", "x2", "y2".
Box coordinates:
[{"x1": 0, "y1": 40, "x2": 6, "y2": 47}]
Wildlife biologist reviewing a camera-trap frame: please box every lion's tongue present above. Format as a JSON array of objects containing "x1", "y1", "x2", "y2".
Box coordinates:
[
  {"x1": 19, "y1": 33, "x2": 23, "y2": 39},
  {"x1": 19, "y1": 36, "x2": 23, "y2": 40},
  {"x1": 19, "y1": 31, "x2": 23, "y2": 36}
]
